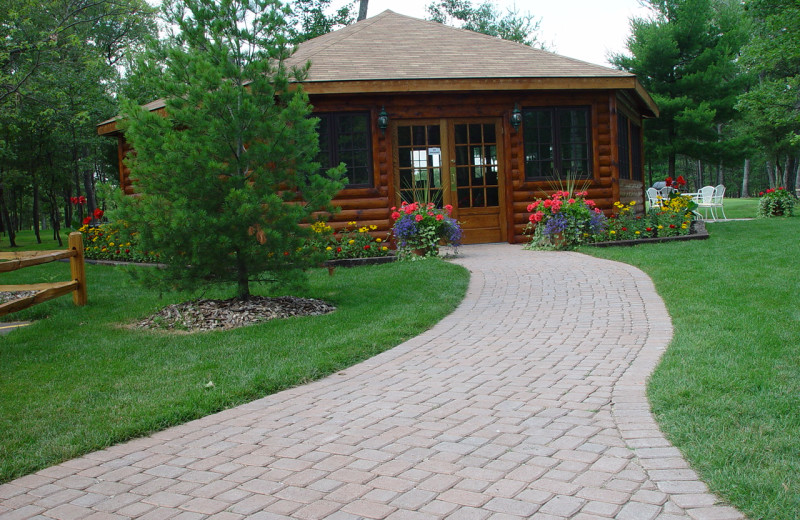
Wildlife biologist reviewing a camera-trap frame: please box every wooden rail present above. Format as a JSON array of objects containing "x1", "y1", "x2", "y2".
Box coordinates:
[{"x1": 0, "y1": 232, "x2": 87, "y2": 317}]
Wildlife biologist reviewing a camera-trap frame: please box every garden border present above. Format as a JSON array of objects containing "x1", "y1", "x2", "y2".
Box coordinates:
[{"x1": 587, "y1": 220, "x2": 708, "y2": 248}]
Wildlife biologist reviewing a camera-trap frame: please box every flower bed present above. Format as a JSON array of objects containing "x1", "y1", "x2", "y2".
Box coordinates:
[
  {"x1": 306, "y1": 221, "x2": 392, "y2": 260},
  {"x1": 524, "y1": 183, "x2": 698, "y2": 250},
  {"x1": 79, "y1": 221, "x2": 159, "y2": 263}
]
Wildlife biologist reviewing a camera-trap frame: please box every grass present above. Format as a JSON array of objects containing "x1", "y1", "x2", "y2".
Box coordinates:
[
  {"x1": 0, "y1": 229, "x2": 73, "y2": 252},
  {"x1": 0, "y1": 258, "x2": 469, "y2": 484},
  {"x1": 581, "y1": 216, "x2": 799, "y2": 520}
]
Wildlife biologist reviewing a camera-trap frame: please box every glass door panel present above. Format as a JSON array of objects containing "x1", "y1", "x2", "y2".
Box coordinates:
[
  {"x1": 452, "y1": 123, "x2": 499, "y2": 209},
  {"x1": 396, "y1": 124, "x2": 445, "y2": 206}
]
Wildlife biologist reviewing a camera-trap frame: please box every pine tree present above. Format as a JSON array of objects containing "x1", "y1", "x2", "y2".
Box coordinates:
[{"x1": 119, "y1": 0, "x2": 345, "y2": 299}]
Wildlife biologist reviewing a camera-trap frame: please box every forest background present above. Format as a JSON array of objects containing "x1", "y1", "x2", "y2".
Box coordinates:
[{"x1": 1, "y1": 0, "x2": 798, "y2": 246}]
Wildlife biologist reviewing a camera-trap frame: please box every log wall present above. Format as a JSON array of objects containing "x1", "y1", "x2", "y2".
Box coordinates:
[{"x1": 113, "y1": 89, "x2": 647, "y2": 243}]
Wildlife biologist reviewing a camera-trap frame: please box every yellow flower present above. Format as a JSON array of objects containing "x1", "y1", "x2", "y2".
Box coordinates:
[
  {"x1": 348, "y1": 221, "x2": 357, "y2": 226},
  {"x1": 657, "y1": 225, "x2": 663, "y2": 229},
  {"x1": 635, "y1": 231, "x2": 641, "y2": 235},
  {"x1": 681, "y1": 224, "x2": 687, "y2": 229},
  {"x1": 348, "y1": 239, "x2": 354, "y2": 244},
  {"x1": 370, "y1": 225, "x2": 377, "y2": 230},
  {"x1": 109, "y1": 242, "x2": 115, "y2": 247},
  {"x1": 381, "y1": 246, "x2": 388, "y2": 251},
  {"x1": 630, "y1": 201, "x2": 636, "y2": 205},
  {"x1": 376, "y1": 238, "x2": 382, "y2": 243},
  {"x1": 610, "y1": 230, "x2": 616, "y2": 234},
  {"x1": 326, "y1": 246, "x2": 332, "y2": 251},
  {"x1": 359, "y1": 227, "x2": 367, "y2": 233}
]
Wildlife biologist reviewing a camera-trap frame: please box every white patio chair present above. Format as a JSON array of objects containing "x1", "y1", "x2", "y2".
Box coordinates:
[
  {"x1": 695, "y1": 186, "x2": 716, "y2": 220},
  {"x1": 660, "y1": 186, "x2": 674, "y2": 201},
  {"x1": 646, "y1": 187, "x2": 661, "y2": 209},
  {"x1": 711, "y1": 184, "x2": 727, "y2": 220}
]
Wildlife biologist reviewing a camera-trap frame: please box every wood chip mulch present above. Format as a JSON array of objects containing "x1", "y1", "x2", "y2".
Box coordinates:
[{"x1": 134, "y1": 296, "x2": 336, "y2": 332}]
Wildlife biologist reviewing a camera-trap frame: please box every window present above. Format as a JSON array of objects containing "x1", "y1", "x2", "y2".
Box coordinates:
[
  {"x1": 316, "y1": 113, "x2": 372, "y2": 187},
  {"x1": 617, "y1": 113, "x2": 643, "y2": 182},
  {"x1": 523, "y1": 107, "x2": 591, "y2": 180}
]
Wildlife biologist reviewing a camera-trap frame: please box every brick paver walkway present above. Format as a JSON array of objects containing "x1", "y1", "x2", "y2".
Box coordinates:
[{"x1": 0, "y1": 244, "x2": 744, "y2": 520}]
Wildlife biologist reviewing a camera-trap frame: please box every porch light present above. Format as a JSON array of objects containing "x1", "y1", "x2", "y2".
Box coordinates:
[
  {"x1": 377, "y1": 106, "x2": 389, "y2": 134},
  {"x1": 510, "y1": 103, "x2": 523, "y2": 132}
]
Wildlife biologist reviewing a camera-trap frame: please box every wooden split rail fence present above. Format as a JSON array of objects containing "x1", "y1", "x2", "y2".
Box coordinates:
[{"x1": 0, "y1": 232, "x2": 87, "y2": 317}]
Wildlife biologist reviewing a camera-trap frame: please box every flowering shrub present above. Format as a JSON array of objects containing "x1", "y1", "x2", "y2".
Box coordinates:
[
  {"x1": 79, "y1": 221, "x2": 159, "y2": 263},
  {"x1": 524, "y1": 191, "x2": 606, "y2": 250},
  {"x1": 307, "y1": 221, "x2": 391, "y2": 260},
  {"x1": 390, "y1": 201, "x2": 462, "y2": 258},
  {"x1": 757, "y1": 187, "x2": 795, "y2": 217},
  {"x1": 606, "y1": 198, "x2": 692, "y2": 240}
]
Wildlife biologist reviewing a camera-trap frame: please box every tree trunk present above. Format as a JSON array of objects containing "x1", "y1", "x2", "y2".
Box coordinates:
[
  {"x1": 82, "y1": 164, "x2": 96, "y2": 223},
  {"x1": 766, "y1": 159, "x2": 776, "y2": 189},
  {"x1": 668, "y1": 153, "x2": 676, "y2": 179},
  {"x1": 358, "y1": 0, "x2": 369, "y2": 21},
  {"x1": 235, "y1": 249, "x2": 250, "y2": 300},
  {"x1": 742, "y1": 158, "x2": 750, "y2": 198},
  {"x1": 716, "y1": 123, "x2": 723, "y2": 186},
  {"x1": 696, "y1": 159, "x2": 703, "y2": 188},
  {"x1": 32, "y1": 169, "x2": 41, "y2": 243},
  {"x1": 782, "y1": 156, "x2": 792, "y2": 188},
  {"x1": 794, "y1": 157, "x2": 800, "y2": 197},
  {"x1": 0, "y1": 184, "x2": 17, "y2": 247}
]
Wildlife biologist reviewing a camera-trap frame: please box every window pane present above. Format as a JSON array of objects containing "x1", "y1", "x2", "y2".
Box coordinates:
[
  {"x1": 469, "y1": 124, "x2": 482, "y2": 144},
  {"x1": 472, "y1": 188, "x2": 485, "y2": 206},
  {"x1": 486, "y1": 166, "x2": 498, "y2": 185},
  {"x1": 412, "y1": 125, "x2": 426, "y2": 146},
  {"x1": 458, "y1": 188, "x2": 471, "y2": 206},
  {"x1": 454, "y1": 124, "x2": 468, "y2": 144},
  {"x1": 486, "y1": 187, "x2": 499, "y2": 206},
  {"x1": 618, "y1": 114, "x2": 630, "y2": 180},
  {"x1": 318, "y1": 112, "x2": 372, "y2": 186},
  {"x1": 483, "y1": 124, "x2": 496, "y2": 143},
  {"x1": 631, "y1": 124, "x2": 643, "y2": 181},
  {"x1": 428, "y1": 124, "x2": 441, "y2": 145},
  {"x1": 398, "y1": 126, "x2": 411, "y2": 146}
]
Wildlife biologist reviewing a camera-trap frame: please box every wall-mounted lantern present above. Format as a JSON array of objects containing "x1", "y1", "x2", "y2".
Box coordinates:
[
  {"x1": 510, "y1": 103, "x2": 523, "y2": 132},
  {"x1": 377, "y1": 106, "x2": 389, "y2": 134}
]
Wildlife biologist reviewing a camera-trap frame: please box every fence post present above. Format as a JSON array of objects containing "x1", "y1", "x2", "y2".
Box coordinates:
[{"x1": 68, "y1": 232, "x2": 87, "y2": 306}]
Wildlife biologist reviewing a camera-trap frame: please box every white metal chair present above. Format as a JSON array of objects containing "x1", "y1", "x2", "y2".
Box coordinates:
[
  {"x1": 646, "y1": 187, "x2": 661, "y2": 209},
  {"x1": 710, "y1": 184, "x2": 727, "y2": 220},
  {"x1": 695, "y1": 186, "x2": 716, "y2": 220},
  {"x1": 660, "y1": 186, "x2": 674, "y2": 200}
]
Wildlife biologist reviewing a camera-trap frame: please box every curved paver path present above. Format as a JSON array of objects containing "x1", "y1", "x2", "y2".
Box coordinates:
[{"x1": 0, "y1": 244, "x2": 744, "y2": 520}]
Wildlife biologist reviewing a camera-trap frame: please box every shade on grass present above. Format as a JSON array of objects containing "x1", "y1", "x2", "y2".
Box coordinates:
[
  {"x1": 582, "y1": 217, "x2": 800, "y2": 520},
  {"x1": 0, "y1": 259, "x2": 469, "y2": 483}
]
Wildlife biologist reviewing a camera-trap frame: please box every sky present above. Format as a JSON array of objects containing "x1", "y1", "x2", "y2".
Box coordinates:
[{"x1": 354, "y1": 0, "x2": 653, "y2": 67}]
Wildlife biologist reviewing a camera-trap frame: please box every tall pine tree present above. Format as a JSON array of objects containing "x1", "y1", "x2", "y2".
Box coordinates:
[{"x1": 119, "y1": 0, "x2": 345, "y2": 299}]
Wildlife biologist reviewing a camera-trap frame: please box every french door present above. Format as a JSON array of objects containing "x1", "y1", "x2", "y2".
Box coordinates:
[{"x1": 393, "y1": 119, "x2": 506, "y2": 244}]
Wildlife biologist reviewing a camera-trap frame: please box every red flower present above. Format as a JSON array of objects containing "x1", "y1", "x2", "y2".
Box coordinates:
[
  {"x1": 415, "y1": 214, "x2": 424, "y2": 222},
  {"x1": 669, "y1": 224, "x2": 676, "y2": 228},
  {"x1": 364, "y1": 245, "x2": 371, "y2": 250},
  {"x1": 283, "y1": 251, "x2": 289, "y2": 256},
  {"x1": 665, "y1": 177, "x2": 673, "y2": 187},
  {"x1": 82, "y1": 216, "x2": 91, "y2": 225},
  {"x1": 676, "y1": 175, "x2": 687, "y2": 186},
  {"x1": 567, "y1": 198, "x2": 575, "y2": 204},
  {"x1": 93, "y1": 208, "x2": 104, "y2": 219},
  {"x1": 435, "y1": 214, "x2": 444, "y2": 221},
  {"x1": 70, "y1": 197, "x2": 78, "y2": 204},
  {"x1": 125, "y1": 249, "x2": 130, "y2": 253},
  {"x1": 778, "y1": 187, "x2": 784, "y2": 190},
  {"x1": 336, "y1": 247, "x2": 342, "y2": 253},
  {"x1": 646, "y1": 227, "x2": 653, "y2": 232},
  {"x1": 79, "y1": 195, "x2": 86, "y2": 204},
  {"x1": 444, "y1": 204, "x2": 453, "y2": 213},
  {"x1": 759, "y1": 191, "x2": 764, "y2": 196},
  {"x1": 391, "y1": 211, "x2": 401, "y2": 220},
  {"x1": 622, "y1": 227, "x2": 627, "y2": 231},
  {"x1": 116, "y1": 250, "x2": 120, "y2": 254}
]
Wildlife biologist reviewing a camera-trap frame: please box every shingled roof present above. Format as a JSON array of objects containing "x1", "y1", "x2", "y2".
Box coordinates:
[{"x1": 288, "y1": 10, "x2": 632, "y2": 82}]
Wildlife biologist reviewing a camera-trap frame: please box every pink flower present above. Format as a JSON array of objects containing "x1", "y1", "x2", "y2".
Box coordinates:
[
  {"x1": 585, "y1": 200, "x2": 595, "y2": 207},
  {"x1": 576, "y1": 191, "x2": 588, "y2": 197},
  {"x1": 435, "y1": 214, "x2": 444, "y2": 221},
  {"x1": 543, "y1": 199, "x2": 553, "y2": 209},
  {"x1": 527, "y1": 201, "x2": 540, "y2": 212},
  {"x1": 415, "y1": 214, "x2": 424, "y2": 222},
  {"x1": 428, "y1": 211, "x2": 434, "y2": 216},
  {"x1": 533, "y1": 211, "x2": 544, "y2": 222},
  {"x1": 551, "y1": 200, "x2": 562, "y2": 212},
  {"x1": 567, "y1": 198, "x2": 575, "y2": 204},
  {"x1": 391, "y1": 211, "x2": 401, "y2": 220},
  {"x1": 594, "y1": 208, "x2": 602, "y2": 214},
  {"x1": 404, "y1": 205, "x2": 415, "y2": 215},
  {"x1": 444, "y1": 204, "x2": 453, "y2": 213}
]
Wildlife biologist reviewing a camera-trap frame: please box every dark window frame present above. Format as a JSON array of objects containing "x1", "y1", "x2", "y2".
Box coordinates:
[
  {"x1": 617, "y1": 112, "x2": 643, "y2": 182},
  {"x1": 522, "y1": 106, "x2": 593, "y2": 181},
  {"x1": 316, "y1": 112, "x2": 373, "y2": 188}
]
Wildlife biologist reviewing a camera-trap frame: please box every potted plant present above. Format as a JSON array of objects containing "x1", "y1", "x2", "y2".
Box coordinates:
[{"x1": 390, "y1": 202, "x2": 462, "y2": 258}]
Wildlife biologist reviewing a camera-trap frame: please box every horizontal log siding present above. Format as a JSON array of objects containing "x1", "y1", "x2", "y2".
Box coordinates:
[{"x1": 113, "y1": 90, "x2": 644, "y2": 244}]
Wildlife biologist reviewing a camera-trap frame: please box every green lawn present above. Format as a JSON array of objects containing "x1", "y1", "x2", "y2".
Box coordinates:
[
  {"x1": 582, "y1": 216, "x2": 799, "y2": 520},
  {"x1": 0, "y1": 259, "x2": 469, "y2": 483},
  {"x1": 0, "y1": 229, "x2": 74, "y2": 252}
]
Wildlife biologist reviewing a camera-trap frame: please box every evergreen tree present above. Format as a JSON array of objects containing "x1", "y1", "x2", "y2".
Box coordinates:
[
  {"x1": 119, "y1": 0, "x2": 345, "y2": 300},
  {"x1": 427, "y1": 0, "x2": 546, "y2": 48},
  {"x1": 611, "y1": 0, "x2": 748, "y2": 178}
]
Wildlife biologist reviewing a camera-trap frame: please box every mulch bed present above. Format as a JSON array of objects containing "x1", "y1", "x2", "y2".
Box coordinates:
[
  {"x1": 134, "y1": 296, "x2": 336, "y2": 332},
  {"x1": 587, "y1": 220, "x2": 708, "y2": 248}
]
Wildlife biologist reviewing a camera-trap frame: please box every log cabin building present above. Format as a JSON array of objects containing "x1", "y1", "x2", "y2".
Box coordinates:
[{"x1": 98, "y1": 10, "x2": 658, "y2": 244}]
